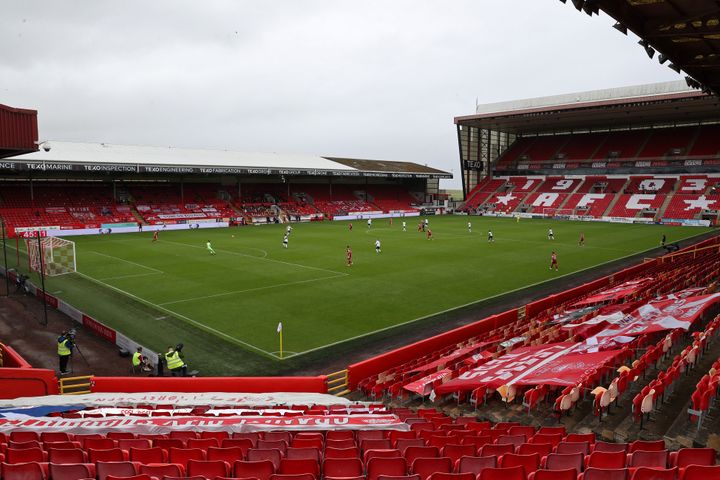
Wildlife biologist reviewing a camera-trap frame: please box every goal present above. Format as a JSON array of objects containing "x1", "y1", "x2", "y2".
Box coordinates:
[
  {"x1": 26, "y1": 236, "x2": 77, "y2": 276},
  {"x1": 541, "y1": 207, "x2": 574, "y2": 219}
]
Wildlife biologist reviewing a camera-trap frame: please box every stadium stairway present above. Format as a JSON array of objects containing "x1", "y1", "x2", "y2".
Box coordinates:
[
  {"x1": 657, "y1": 193, "x2": 676, "y2": 220},
  {"x1": 600, "y1": 189, "x2": 627, "y2": 217}
]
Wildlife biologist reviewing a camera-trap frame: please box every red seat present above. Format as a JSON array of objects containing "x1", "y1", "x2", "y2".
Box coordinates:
[
  {"x1": 83, "y1": 438, "x2": 117, "y2": 450},
  {"x1": 279, "y1": 458, "x2": 320, "y2": 478},
  {"x1": 270, "y1": 474, "x2": 315, "y2": 480},
  {"x1": 186, "y1": 438, "x2": 219, "y2": 450},
  {"x1": 106, "y1": 475, "x2": 154, "y2": 480},
  {"x1": 595, "y1": 443, "x2": 629, "y2": 454},
  {"x1": 376, "y1": 476, "x2": 420, "y2": 480},
  {"x1": 460, "y1": 436, "x2": 492, "y2": 449},
  {"x1": 411, "y1": 457, "x2": 453, "y2": 480},
  {"x1": 516, "y1": 444, "x2": 552, "y2": 457},
  {"x1": 0, "y1": 462, "x2": 47, "y2": 480},
  {"x1": 89, "y1": 448, "x2": 128, "y2": 463},
  {"x1": 154, "y1": 439, "x2": 185, "y2": 451},
  {"x1": 580, "y1": 468, "x2": 629, "y2": 480},
  {"x1": 565, "y1": 433, "x2": 596, "y2": 444},
  {"x1": 48, "y1": 449, "x2": 87, "y2": 464},
  {"x1": 107, "y1": 433, "x2": 136, "y2": 441},
  {"x1": 130, "y1": 447, "x2": 166, "y2": 463},
  {"x1": 326, "y1": 440, "x2": 357, "y2": 450},
  {"x1": 556, "y1": 442, "x2": 591, "y2": 456},
  {"x1": 221, "y1": 438, "x2": 255, "y2": 453},
  {"x1": 187, "y1": 459, "x2": 230, "y2": 479},
  {"x1": 117, "y1": 439, "x2": 152, "y2": 451},
  {"x1": 627, "y1": 450, "x2": 668, "y2": 468},
  {"x1": 359, "y1": 431, "x2": 387, "y2": 442},
  {"x1": 479, "y1": 444, "x2": 514, "y2": 457},
  {"x1": 528, "y1": 469, "x2": 576, "y2": 480},
  {"x1": 362, "y1": 440, "x2": 393, "y2": 452},
  {"x1": 629, "y1": 441, "x2": 665, "y2": 453},
  {"x1": 543, "y1": 453, "x2": 583, "y2": 474},
  {"x1": 441, "y1": 445, "x2": 475, "y2": 464},
  {"x1": 496, "y1": 435, "x2": 527, "y2": 449},
  {"x1": 587, "y1": 451, "x2": 627, "y2": 469},
  {"x1": 529, "y1": 433, "x2": 563, "y2": 448},
  {"x1": 96, "y1": 461, "x2": 139, "y2": 480},
  {"x1": 291, "y1": 439, "x2": 323, "y2": 450},
  {"x1": 232, "y1": 433, "x2": 260, "y2": 447},
  {"x1": 286, "y1": 448, "x2": 320, "y2": 462},
  {"x1": 258, "y1": 440, "x2": 289, "y2": 454},
  {"x1": 169, "y1": 431, "x2": 198, "y2": 442},
  {"x1": 365, "y1": 450, "x2": 402, "y2": 463},
  {"x1": 247, "y1": 449, "x2": 283, "y2": 470},
  {"x1": 507, "y1": 427, "x2": 536, "y2": 438},
  {"x1": 478, "y1": 465, "x2": 526, "y2": 480},
  {"x1": 630, "y1": 467, "x2": 677, "y2": 480},
  {"x1": 390, "y1": 431, "x2": 418, "y2": 445},
  {"x1": 456, "y1": 456, "x2": 497, "y2": 475},
  {"x1": 405, "y1": 447, "x2": 440, "y2": 465},
  {"x1": 40, "y1": 433, "x2": 72, "y2": 443},
  {"x1": 6, "y1": 448, "x2": 47, "y2": 464},
  {"x1": 428, "y1": 473, "x2": 474, "y2": 480},
  {"x1": 263, "y1": 432, "x2": 293, "y2": 444},
  {"x1": 326, "y1": 431, "x2": 355, "y2": 441},
  {"x1": 669, "y1": 448, "x2": 716, "y2": 468},
  {"x1": 233, "y1": 459, "x2": 276, "y2": 480},
  {"x1": 138, "y1": 463, "x2": 185, "y2": 479},
  {"x1": 48, "y1": 462, "x2": 96, "y2": 480},
  {"x1": 680, "y1": 465, "x2": 720, "y2": 480},
  {"x1": 323, "y1": 458, "x2": 364, "y2": 478},
  {"x1": 168, "y1": 447, "x2": 205, "y2": 468},
  {"x1": 500, "y1": 453, "x2": 540, "y2": 475},
  {"x1": 397, "y1": 440, "x2": 427, "y2": 453},
  {"x1": 10, "y1": 433, "x2": 39, "y2": 443},
  {"x1": 207, "y1": 446, "x2": 245, "y2": 464},
  {"x1": 367, "y1": 457, "x2": 408, "y2": 480},
  {"x1": 8, "y1": 442, "x2": 42, "y2": 451},
  {"x1": 325, "y1": 447, "x2": 360, "y2": 460},
  {"x1": 200, "y1": 431, "x2": 229, "y2": 442}
]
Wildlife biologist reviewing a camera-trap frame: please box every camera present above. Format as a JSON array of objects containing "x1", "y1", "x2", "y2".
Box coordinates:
[{"x1": 175, "y1": 343, "x2": 184, "y2": 352}]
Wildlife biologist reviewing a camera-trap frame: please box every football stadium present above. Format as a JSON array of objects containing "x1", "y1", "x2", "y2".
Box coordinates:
[{"x1": 1, "y1": 1, "x2": 720, "y2": 480}]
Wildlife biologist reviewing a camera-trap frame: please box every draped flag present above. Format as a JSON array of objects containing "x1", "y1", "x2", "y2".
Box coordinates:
[{"x1": 571, "y1": 278, "x2": 652, "y2": 307}]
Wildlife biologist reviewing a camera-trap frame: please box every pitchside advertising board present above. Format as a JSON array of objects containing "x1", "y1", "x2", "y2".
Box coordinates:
[{"x1": 0, "y1": 161, "x2": 451, "y2": 179}]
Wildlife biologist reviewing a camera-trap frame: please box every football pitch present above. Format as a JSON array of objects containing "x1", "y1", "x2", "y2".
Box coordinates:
[{"x1": 8, "y1": 216, "x2": 713, "y2": 376}]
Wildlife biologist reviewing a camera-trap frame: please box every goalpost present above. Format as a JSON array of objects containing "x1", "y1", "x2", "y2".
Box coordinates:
[
  {"x1": 541, "y1": 207, "x2": 574, "y2": 219},
  {"x1": 26, "y1": 236, "x2": 77, "y2": 277}
]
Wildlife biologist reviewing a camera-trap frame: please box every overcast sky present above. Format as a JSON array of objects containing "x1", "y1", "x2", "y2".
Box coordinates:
[{"x1": 1, "y1": 1, "x2": 681, "y2": 187}]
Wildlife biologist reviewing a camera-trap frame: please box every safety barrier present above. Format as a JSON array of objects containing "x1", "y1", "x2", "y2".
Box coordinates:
[
  {"x1": 326, "y1": 369, "x2": 349, "y2": 396},
  {"x1": 59, "y1": 375, "x2": 93, "y2": 395}
]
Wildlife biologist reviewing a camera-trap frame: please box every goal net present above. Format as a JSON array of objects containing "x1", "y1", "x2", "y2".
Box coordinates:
[
  {"x1": 541, "y1": 208, "x2": 574, "y2": 219},
  {"x1": 26, "y1": 236, "x2": 77, "y2": 276}
]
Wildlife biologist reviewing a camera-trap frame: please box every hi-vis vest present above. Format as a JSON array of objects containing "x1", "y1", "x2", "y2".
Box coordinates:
[
  {"x1": 132, "y1": 352, "x2": 142, "y2": 367},
  {"x1": 165, "y1": 351, "x2": 184, "y2": 370},
  {"x1": 57, "y1": 337, "x2": 71, "y2": 356}
]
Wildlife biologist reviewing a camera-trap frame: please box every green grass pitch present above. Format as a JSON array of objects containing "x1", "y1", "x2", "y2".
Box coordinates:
[{"x1": 9, "y1": 216, "x2": 712, "y2": 376}]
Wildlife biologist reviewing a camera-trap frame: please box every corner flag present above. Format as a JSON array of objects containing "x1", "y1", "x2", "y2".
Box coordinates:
[{"x1": 277, "y1": 322, "x2": 283, "y2": 359}]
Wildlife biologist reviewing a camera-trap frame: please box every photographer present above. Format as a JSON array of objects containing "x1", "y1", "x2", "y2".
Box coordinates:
[
  {"x1": 57, "y1": 329, "x2": 76, "y2": 375},
  {"x1": 164, "y1": 344, "x2": 188, "y2": 376},
  {"x1": 15, "y1": 273, "x2": 28, "y2": 294}
]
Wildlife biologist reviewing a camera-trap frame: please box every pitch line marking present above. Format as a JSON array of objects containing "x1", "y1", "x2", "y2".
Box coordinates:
[
  {"x1": 88, "y1": 251, "x2": 165, "y2": 274},
  {"x1": 158, "y1": 273, "x2": 346, "y2": 306},
  {"x1": 157, "y1": 239, "x2": 349, "y2": 277},
  {"x1": 74, "y1": 271, "x2": 279, "y2": 359},
  {"x1": 98, "y1": 272, "x2": 163, "y2": 281}
]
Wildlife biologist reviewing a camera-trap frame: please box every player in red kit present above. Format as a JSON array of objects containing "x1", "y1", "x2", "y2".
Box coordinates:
[
  {"x1": 579, "y1": 232, "x2": 585, "y2": 246},
  {"x1": 152, "y1": 231, "x2": 159, "y2": 242},
  {"x1": 346, "y1": 245, "x2": 353, "y2": 266},
  {"x1": 349, "y1": 223, "x2": 353, "y2": 231},
  {"x1": 426, "y1": 228, "x2": 433, "y2": 240},
  {"x1": 550, "y1": 251, "x2": 558, "y2": 271}
]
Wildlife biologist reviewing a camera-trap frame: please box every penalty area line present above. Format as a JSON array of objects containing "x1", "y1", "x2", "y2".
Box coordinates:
[
  {"x1": 157, "y1": 239, "x2": 349, "y2": 277},
  {"x1": 158, "y1": 273, "x2": 346, "y2": 306},
  {"x1": 74, "y1": 271, "x2": 280, "y2": 360},
  {"x1": 88, "y1": 251, "x2": 165, "y2": 274}
]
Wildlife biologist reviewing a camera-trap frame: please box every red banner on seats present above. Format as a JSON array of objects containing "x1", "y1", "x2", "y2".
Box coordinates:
[
  {"x1": 403, "y1": 368, "x2": 452, "y2": 396},
  {"x1": 434, "y1": 343, "x2": 619, "y2": 394},
  {"x1": 572, "y1": 278, "x2": 652, "y2": 307},
  {"x1": 0, "y1": 414, "x2": 406, "y2": 433},
  {"x1": 592, "y1": 293, "x2": 720, "y2": 339}
]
